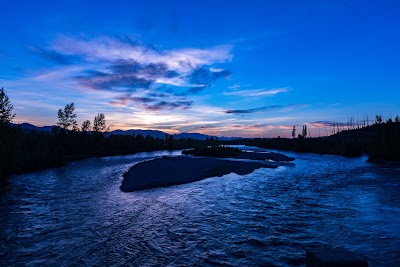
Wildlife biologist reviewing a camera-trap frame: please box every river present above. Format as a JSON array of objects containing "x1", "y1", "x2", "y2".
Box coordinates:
[{"x1": 1, "y1": 146, "x2": 399, "y2": 266}]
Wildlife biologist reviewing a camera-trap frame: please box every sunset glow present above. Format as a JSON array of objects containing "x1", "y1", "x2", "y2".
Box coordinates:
[{"x1": 1, "y1": 0, "x2": 399, "y2": 137}]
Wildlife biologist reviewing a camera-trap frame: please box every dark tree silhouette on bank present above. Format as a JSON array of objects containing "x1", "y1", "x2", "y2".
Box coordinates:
[
  {"x1": 0, "y1": 88, "x2": 17, "y2": 184},
  {"x1": 81, "y1": 120, "x2": 91, "y2": 132},
  {"x1": 375, "y1": 115, "x2": 383, "y2": 125},
  {"x1": 224, "y1": 114, "x2": 400, "y2": 161},
  {"x1": 93, "y1": 113, "x2": 108, "y2": 133},
  {"x1": 0, "y1": 100, "x2": 204, "y2": 184},
  {"x1": 0, "y1": 87, "x2": 16, "y2": 123},
  {"x1": 292, "y1": 126, "x2": 296, "y2": 139},
  {"x1": 57, "y1": 103, "x2": 78, "y2": 130},
  {"x1": 302, "y1": 125, "x2": 308, "y2": 138}
]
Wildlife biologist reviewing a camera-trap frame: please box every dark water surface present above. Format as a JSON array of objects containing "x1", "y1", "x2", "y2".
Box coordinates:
[{"x1": 1, "y1": 147, "x2": 399, "y2": 266}]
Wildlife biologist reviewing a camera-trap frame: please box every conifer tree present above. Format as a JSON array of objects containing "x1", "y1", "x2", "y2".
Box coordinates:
[
  {"x1": 93, "y1": 113, "x2": 109, "y2": 133},
  {"x1": 57, "y1": 103, "x2": 77, "y2": 130},
  {"x1": 81, "y1": 120, "x2": 91, "y2": 132},
  {"x1": 0, "y1": 87, "x2": 16, "y2": 123}
]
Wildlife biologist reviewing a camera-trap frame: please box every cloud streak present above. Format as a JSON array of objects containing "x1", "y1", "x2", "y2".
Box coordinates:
[
  {"x1": 225, "y1": 105, "x2": 283, "y2": 114},
  {"x1": 225, "y1": 104, "x2": 306, "y2": 114},
  {"x1": 35, "y1": 35, "x2": 233, "y2": 110},
  {"x1": 145, "y1": 100, "x2": 193, "y2": 110},
  {"x1": 107, "y1": 90, "x2": 194, "y2": 111},
  {"x1": 223, "y1": 87, "x2": 288, "y2": 97},
  {"x1": 51, "y1": 36, "x2": 232, "y2": 72},
  {"x1": 18, "y1": 35, "x2": 306, "y2": 137},
  {"x1": 310, "y1": 121, "x2": 348, "y2": 127},
  {"x1": 48, "y1": 35, "x2": 232, "y2": 90}
]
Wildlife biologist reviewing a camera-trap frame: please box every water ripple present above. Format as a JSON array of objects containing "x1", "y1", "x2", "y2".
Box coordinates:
[{"x1": 1, "y1": 148, "x2": 400, "y2": 266}]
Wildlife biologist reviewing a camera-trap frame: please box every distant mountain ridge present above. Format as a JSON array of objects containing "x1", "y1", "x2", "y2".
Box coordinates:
[
  {"x1": 12, "y1": 123, "x2": 240, "y2": 140},
  {"x1": 13, "y1": 123, "x2": 55, "y2": 132}
]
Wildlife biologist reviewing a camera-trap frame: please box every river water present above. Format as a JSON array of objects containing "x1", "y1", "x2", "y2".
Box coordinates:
[{"x1": 1, "y1": 147, "x2": 399, "y2": 266}]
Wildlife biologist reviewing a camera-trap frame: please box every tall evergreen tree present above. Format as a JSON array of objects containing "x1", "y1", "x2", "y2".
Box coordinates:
[
  {"x1": 302, "y1": 125, "x2": 308, "y2": 138},
  {"x1": 0, "y1": 87, "x2": 16, "y2": 123},
  {"x1": 93, "y1": 113, "x2": 108, "y2": 133},
  {"x1": 57, "y1": 103, "x2": 77, "y2": 130}
]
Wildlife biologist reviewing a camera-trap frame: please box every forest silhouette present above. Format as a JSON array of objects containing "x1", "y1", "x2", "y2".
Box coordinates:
[
  {"x1": 1, "y1": 87, "x2": 399, "y2": 185},
  {"x1": 226, "y1": 120, "x2": 400, "y2": 162},
  {"x1": 0, "y1": 88, "x2": 203, "y2": 184}
]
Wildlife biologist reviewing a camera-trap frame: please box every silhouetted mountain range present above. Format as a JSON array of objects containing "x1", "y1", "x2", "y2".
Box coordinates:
[
  {"x1": 13, "y1": 123, "x2": 55, "y2": 132},
  {"x1": 12, "y1": 123, "x2": 240, "y2": 141}
]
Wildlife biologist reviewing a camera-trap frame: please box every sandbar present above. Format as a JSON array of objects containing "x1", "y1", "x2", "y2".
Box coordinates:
[{"x1": 120, "y1": 156, "x2": 278, "y2": 192}]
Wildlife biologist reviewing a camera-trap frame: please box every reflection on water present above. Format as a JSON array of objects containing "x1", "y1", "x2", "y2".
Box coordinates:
[{"x1": 1, "y1": 147, "x2": 399, "y2": 266}]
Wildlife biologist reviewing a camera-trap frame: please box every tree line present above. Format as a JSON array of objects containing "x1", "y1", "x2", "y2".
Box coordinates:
[
  {"x1": 226, "y1": 118, "x2": 400, "y2": 161},
  {"x1": 1, "y1": 86, "x2": 399, "y2": 184},
  {"x1": 0, "y1": 88, "x2": 202, "y2": 185},
  {"x1": 291, "y1": 124, "x2": 309, "y2": 139},
  {"x1": 56, "y1": 102, "x2": 109, "y2": 133},
  {"x1": 291, "y1": 115, "x2": 400, "y2": 138}
]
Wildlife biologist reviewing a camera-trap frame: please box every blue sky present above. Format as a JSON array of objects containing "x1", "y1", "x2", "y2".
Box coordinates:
[{"x1": 1, "y1": 0, "x2": 399, "y2": 137}]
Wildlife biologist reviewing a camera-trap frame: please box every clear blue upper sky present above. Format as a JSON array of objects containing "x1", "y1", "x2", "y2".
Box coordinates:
[{"x1": 1, "y1": 0, "x2": 399, "y2": 137}]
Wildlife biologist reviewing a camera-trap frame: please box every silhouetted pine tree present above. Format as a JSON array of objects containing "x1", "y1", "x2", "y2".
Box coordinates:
[{"x1": 57, "y1": 103, "x2": 78, "y2": 130}]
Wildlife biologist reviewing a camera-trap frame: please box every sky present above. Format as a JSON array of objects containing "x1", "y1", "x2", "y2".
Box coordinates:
[{"x1": 1, "y1": 0, "x2": 399, "y2": 137}]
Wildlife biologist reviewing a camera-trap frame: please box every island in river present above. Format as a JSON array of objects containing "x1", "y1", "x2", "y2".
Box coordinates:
[
  {"x1": 182, "y1": 146, "x2": 295, "y2": 161},
  {"x1": 120, "y1": 149, "x2": 294, "y2": 192}
]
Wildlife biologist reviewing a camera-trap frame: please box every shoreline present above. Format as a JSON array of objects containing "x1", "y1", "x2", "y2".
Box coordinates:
[
  {"x1": 235, "y1": 151, "x2": 294, "y2": 161},
  {"x1": 120, "y1": 156, "x2": 279, "y2": 192}
]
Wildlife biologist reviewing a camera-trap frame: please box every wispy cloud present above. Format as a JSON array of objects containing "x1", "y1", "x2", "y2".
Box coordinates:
[
  {"x1": 228, "y1": 83, "x2": 251, "y2": 90},
  {"x1": 225, "y1": 105, "x2": 283, "y2": 114},
  {"x1": 48, "y1": 35, "x2": 232, "y2": 87},
  {"x1": 228, "y1": 84, "x2": 241, "y2": 90},
  {"x1": 209, "y1": 67, "x2": 225, "y2": 73},
  {"x1": 225, "y1": 104, "x2": 305, "y2": 114},
  {"x1": 145, "y1": 100, "x2": 193, "y2": 110},
  {"x1": 194, "y1": 124, "x2": 295, "y2": 138},
  {"x1": 52, "y1": 36, "x2": 232, "y2": 70},
  {"x1": 31, "y1": 47, "x2": 76, "y2": 66},
  {"x1": 7, "y1": 34, "x2": 311, "y2": 137},
  {"x1": 107, "y1": 88, "x2": 194, "y2": 110},
  {"x1": 309, "y1": 120, "x2": 347, "y2": 127},
  {"x1": 33, "y1": 35, "x2": 233, "y2": 110},
  {"x1": 223, "y1": 87, "x2": 289, "y2": 97}
]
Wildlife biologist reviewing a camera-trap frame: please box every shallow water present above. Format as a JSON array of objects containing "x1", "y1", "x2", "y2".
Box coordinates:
[{"x1": 1, "y1": 147, "x2": 399, "y2": 266}]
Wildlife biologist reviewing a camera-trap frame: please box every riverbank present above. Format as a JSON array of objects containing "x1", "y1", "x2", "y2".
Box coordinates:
[
  {"x1": 0, "y1": 148, "x2": 180, "y2": 189},
  {"x1": 236, "y1": 151, "x2": 294, "y2": 161},
  {"x1": 0, "y1": 122, "x2": 203, "y2": 185},
  {"x1": 120, "y1": 156, "x2": 278, "y2": 192},
  {"x1": 223, "y1": 122, "x2": 400, "y2": 162},
  {"x1": 182, "y1": 146, "x2": 295, "y2": 162}
]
